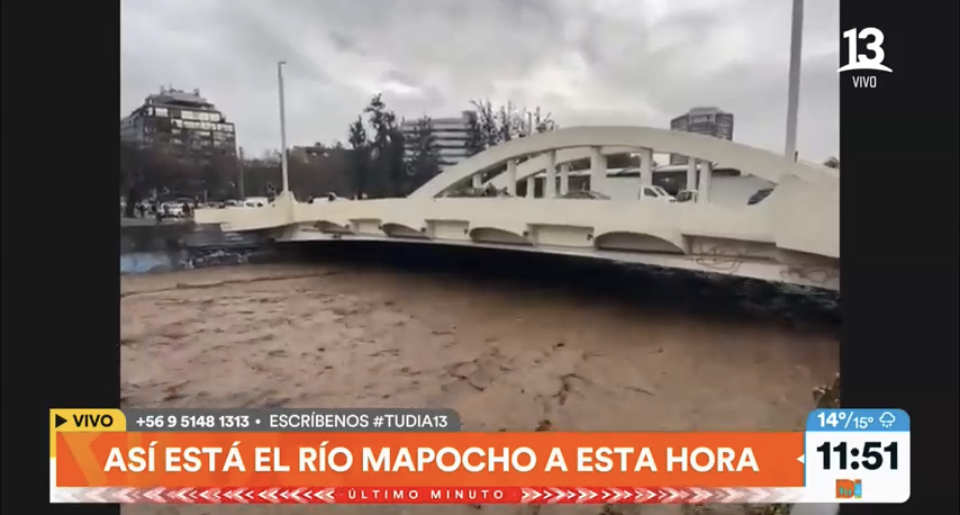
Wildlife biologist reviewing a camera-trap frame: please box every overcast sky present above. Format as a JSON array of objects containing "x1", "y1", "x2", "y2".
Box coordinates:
[{"x1": 121, "y1": 0, "x2": 839, "y2": 160}]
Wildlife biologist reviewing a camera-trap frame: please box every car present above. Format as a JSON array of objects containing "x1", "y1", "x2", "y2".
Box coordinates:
[
  {"x1": 160, "y1": 202, "x2": 184, "y2": 217},
  {"x1": 241, "y1": 196, "x2": 271, "y2": 208},
  {"x1": 443, "y1": 187, "x2": 513, "y2": 198},
  {"x1": 560, "y1": 190, "x2": 611, "y2": 200},
  {"x1": 675, "y1": 190, "x2": 698, "y2": 203},
  {"x1": 747, "y1": 188, "x2": 774, "y2": 205},
  {"x1": 637, "y1": 185, "x2": 675, "y2": 202}
]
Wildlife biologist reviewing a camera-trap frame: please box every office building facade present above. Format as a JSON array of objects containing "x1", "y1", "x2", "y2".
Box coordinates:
[
  {"x1": 669, "y1": 107, "x2": 734, "y2": 165},
  {"x1": 120, "y1": 87, "x2": 237, "y2": 162},
  {"x1": 401, "y1": 111, "x2": 476, "y2": 167}
]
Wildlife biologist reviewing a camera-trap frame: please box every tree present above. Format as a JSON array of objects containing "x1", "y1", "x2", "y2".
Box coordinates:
[
  {"x1": 347, "y1": 115, "x2": 369, "y2": 198},
  {"x1": 363, "y1": 94, "x2": 406, "y2": 197},
  {"x1": 238, "y1": 155, "x2": 280, "y2": 199},
  {"x1": 464, "y1": 100, "x2": 559, "y2": 183},
  {"x1": 824, "y1": 156, "x2": 840, "y2": 169},
  {"x1": 405, "y1": 115, "x2": 442, "y2": 192},
  {"x1": 529, "y1": 106, "x2": 558, "y2": 134},
  {"x1": 203, "y1": 153, "x2": 240, "y2": 200},
  {"x1": 463, "y1": 111, "x2": 485, "y2": 157},
  {"x1": 465, "y1": 99, "x2": 558, "y2": 152},
  {"x1": 286, "y1": 147, "x2": 352, "y2": 200}
]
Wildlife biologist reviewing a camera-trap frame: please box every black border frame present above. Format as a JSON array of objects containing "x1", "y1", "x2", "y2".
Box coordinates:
[
  {"x1": 1, "y1": 2, "x2": 120, "y2": 514},
  {"x1": 2, "y1": 1, "x2": 957, "y2": 513},
  {"x1": 840, "y1": 1, "x2": 959, "y2": 514}
]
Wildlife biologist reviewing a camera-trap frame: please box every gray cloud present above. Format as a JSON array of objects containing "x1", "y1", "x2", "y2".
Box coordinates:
[{"x1": 121, "y1": 0, "x2": 839, "y2": 160}]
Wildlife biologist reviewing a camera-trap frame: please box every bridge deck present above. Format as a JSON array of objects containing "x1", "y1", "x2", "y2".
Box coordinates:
[{"x1": 195, "y1": 193, "x2": 838, "y2": 291}]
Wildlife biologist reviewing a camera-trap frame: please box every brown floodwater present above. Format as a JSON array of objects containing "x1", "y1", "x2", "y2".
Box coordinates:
[{"x1": 121, "y1": 245, "x2": 839, "y2": 515}]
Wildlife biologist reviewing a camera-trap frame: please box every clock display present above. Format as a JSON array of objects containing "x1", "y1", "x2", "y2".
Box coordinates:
[
  {"x1": 803, "y1": 408, "x2": 910, "y2": 503},
  {"x1": 815, "y1": 441, "x2": 898, "y2": 471}
]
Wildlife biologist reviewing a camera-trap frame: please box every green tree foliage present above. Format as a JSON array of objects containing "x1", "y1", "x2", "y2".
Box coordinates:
[
  {"x1": 405, "y1": 115, "x2": 442, "y2": 193},
  {"x1": 363, "y1": 94, "x2": 406, "y2": 197},
  {"x1": 465, "y1": 100, "x2": 559, "y2": 183},
  {"x1": 120, "y1": 138, "x2": 242, "y2": 204},
  {"x1": 347, "y1": 115, "x2": 369, "y2": 198},
  {"x1": 341, "y1": 94, "x2": 409, "y2": 198},
  {"x1": 467, "y1": 99, "x2": 558, "y2": 152},
  {"x1": 463, "y1": 111, "x2": 485, "y2": 157},
  {"x1": 236, "y1": 149, "x2": 352, "y2": 201}
]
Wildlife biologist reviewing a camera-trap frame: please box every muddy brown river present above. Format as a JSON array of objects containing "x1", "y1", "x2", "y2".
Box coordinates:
[{"x1": 120, "y1": 248, "x2": 839, "y2": 515}]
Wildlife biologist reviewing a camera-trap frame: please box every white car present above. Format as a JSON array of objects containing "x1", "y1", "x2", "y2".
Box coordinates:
[
  {"x1": 637, "y1": 185, "x2": 675, "y2": 202},
  {"x1": 241, "y1": 197, "x2": 272, "y2": 208},
  {"x1": 161, "y1": 202, "x2": 184, "y2": 217}
]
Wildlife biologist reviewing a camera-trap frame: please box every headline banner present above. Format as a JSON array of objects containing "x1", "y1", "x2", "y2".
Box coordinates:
[{"x1": 55, "y1": 431, "x2": 803, "y2": 488}]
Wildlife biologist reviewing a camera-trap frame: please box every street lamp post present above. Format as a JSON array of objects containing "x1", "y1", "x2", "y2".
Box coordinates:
[
  {"x1": 277, "y1": 61, "x2": 290, "y2": 193},
  {"x1": 784, "y1": 0, "x2": 804, "y2": 162}
]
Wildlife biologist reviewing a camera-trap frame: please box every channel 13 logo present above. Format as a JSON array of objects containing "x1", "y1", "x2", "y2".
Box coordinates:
[
  {"x1": 836, "y1": 479, "x2": 862, "y2": 499},
  {"x1": 839, "y1": 27, "x2": 892, "y2": 89}
]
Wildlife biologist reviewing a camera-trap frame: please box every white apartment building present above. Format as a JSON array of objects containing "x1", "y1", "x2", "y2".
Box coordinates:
[{"x1": 401, "y1": 111, "x2": 475, "y2": 167}]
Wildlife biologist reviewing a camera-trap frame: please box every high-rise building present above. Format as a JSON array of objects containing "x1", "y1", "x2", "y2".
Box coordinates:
[
  {"x1": 120, "y1": 87, "x2": 237, "y2": 162},
  {"x1": 401, "y1": 111, "x2": 475, "y2": 167},
  {"x1": 669, "y1": 107, "x2": 734, "y2": 165}
]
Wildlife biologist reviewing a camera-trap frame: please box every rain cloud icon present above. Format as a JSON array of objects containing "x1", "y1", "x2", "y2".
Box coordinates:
[{"x1": 879, "y1": 412, "x2": 896, "y2": 428}]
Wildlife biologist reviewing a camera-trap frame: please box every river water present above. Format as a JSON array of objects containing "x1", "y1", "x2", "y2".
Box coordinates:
[{"x1": 121, "y1": 244, "x2": 839, "y2": 515}]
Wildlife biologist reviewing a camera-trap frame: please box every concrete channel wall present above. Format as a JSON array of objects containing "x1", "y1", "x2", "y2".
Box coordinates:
[{"x1": 120, "y1": 221, "x2": 276, "y2": 274}]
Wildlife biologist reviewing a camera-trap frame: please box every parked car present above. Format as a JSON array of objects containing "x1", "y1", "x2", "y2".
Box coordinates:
[
  {"x1": 747, "y1": 188, "x2": 774, "y2": 205},
  {"x1": 160, "y1": 202, "x2": 184, "y2": 217},
  {"x1": 675, "y1": 190, "x2": 698, "y2": 203},
  {"x1": 443, "y1": 186, "x2": 513, "y2": 198},
  {"x1": 637, "y1": 185, "x2": 675, "y2": 203},
  {"x1": 241, "y1": 196, "x2": 272, "y2": 208}
]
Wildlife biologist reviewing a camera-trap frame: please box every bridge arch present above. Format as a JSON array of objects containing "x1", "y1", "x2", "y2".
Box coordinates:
[
  {"x1": 593, "y1": 231, "x2": 686, "y2": 254},
  {"x1": 469, "y1": 227, "x2": 531, "y2": 246},
  {"x1": 411, "y1": 126, "x2": 837, "y2": 199},
  {"x1": 486, "y1": 146, "x2": 638, "y2": 190}
]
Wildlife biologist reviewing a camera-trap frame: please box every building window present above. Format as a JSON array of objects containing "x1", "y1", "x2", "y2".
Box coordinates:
[
  {"x1": 172, "y1": 119, "x2": 183, "y2": 128},
  {"x1": 182, "y1": 111, "x2": 196, "y2": 120},
  {"x1": 171, "y1": 128, "x2": 181, "y2": 135},
  {"x1": 155, "y1": 107, "x2": 169, "y2": 117}
]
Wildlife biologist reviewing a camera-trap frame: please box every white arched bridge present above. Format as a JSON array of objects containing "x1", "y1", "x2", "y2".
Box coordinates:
[{"x1": 196, "y1": 126, "x2": 839, "y2": 291}]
